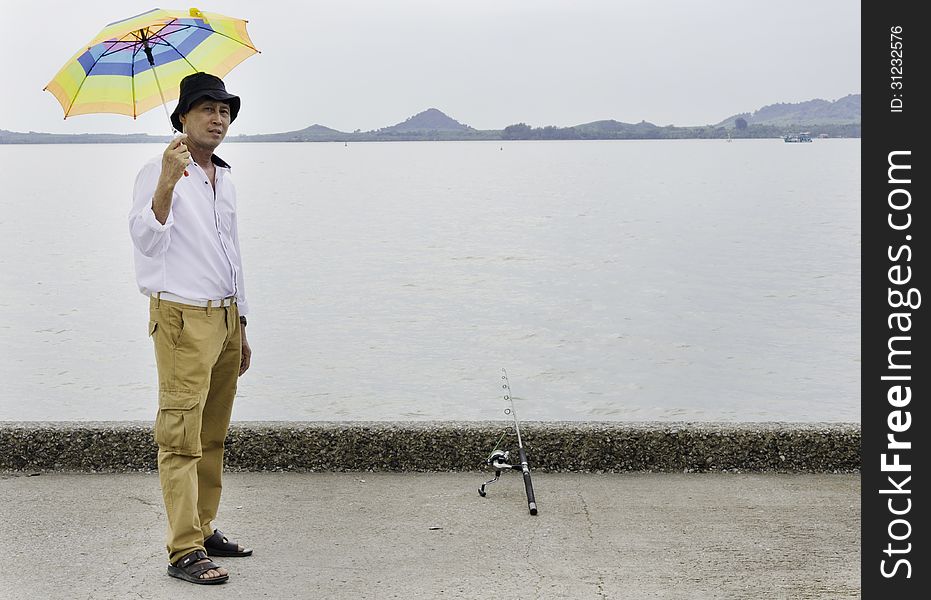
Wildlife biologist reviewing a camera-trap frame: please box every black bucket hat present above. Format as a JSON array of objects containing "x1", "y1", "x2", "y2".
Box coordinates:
[{"x1": 170, "y1": 72, "x2": 241, "y2": 133}]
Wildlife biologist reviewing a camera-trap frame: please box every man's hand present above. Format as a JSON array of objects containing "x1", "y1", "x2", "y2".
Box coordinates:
[
  {"x1": 240, "y1": 324, "x2": 252, "y2": 376},
  {"x1": 152, "y1": 135, "x2": 190, "y2": 224},
  {"x1": 161, "y1": 134, "x2": 190, "y2": 184}
]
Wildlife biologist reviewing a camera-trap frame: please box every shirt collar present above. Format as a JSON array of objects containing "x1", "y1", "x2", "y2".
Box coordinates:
[{"x1": 212, "y1": 154, "x2": 231, "y2": 169}]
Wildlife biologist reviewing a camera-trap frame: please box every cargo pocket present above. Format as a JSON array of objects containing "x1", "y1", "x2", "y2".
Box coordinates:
[{"x1": 155, "y1": 391, "x2": 203, "y2": 456}]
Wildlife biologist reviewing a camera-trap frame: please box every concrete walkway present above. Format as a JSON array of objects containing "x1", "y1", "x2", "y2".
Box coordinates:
[{"x1": 0, "y1": 472, "x2": 859, "y2": 599}]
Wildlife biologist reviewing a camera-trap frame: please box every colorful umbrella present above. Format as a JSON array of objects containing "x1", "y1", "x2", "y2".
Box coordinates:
[{"x1": 43, "y1": 7, "x2": 259, "y2": 127}]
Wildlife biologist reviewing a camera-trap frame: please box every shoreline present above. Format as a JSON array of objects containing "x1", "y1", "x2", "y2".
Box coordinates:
[
  {"x1": 0, "y1": 421, "x2": 859, "y2": 473},
  {"x1": 0, "y1": 135, "x2": 861, "y2": 145}
]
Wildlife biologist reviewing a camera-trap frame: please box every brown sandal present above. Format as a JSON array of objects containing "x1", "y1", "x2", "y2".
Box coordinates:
[
  {"x1": 204, "y1": 529, "x2": 253, "y2": 557},
  {"x1": 167, "y1": 549, "x2": 229, "y2": 585}
]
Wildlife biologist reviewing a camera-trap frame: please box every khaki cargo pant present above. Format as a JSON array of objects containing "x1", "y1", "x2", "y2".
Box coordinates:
[{"x1": 148, "y1": 295, "x2": 241, "y2": 564}]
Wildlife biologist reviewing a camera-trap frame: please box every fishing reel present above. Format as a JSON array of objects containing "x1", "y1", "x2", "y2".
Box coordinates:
[
  {"x1": 478, "y1": 449, "x2": 517, "y2": 497},
  {"x1": 477, "y1": 443, "x2": 538, "y2": 515},
  {"x1": 487, "y1": 449, "x2": 512, "y2": 471}
]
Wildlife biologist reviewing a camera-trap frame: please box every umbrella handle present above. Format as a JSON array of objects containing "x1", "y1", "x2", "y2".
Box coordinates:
[{"x1": 170, "y1": 133, "x2": 189, "y2": 178}]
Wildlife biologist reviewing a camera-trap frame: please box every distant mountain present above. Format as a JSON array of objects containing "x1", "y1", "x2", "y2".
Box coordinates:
[
  {"x1": 231, "y1": 123, "x2": 351, "y2": 142},
  {"x1": 574, "y1": 120, "x2": 662, "y2": 136},
  {"x1": 376, "y1": 108, "x2": 474, "y2": 133},
  {"x1": 295, "y1": 124, "x2": 345, "y2": 135},
  {"x1": 1, "y1": 97, "x2": 862, "y2": 144},
  {"x1": 226, "y1": 109, "x2": 490, "y2": 143},
  {"x1": 0, "y1": 128, "x2": 171, "y2": 144},
  {"x1": 715, "y1": 94, "x2": 861, "y2": 127}
]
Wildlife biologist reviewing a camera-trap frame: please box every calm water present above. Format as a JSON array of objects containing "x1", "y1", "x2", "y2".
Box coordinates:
[{"x1": 0, "y1": 139, "x2": 860, "y2": 422}]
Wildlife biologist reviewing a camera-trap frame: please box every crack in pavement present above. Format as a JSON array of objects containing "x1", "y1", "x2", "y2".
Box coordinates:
[
  {"x1": 578, "y1": 488, "x2": 610, "y2": 599},
  {"x1": 126, "y1": 495, "x2": 159, "y2": 509}
]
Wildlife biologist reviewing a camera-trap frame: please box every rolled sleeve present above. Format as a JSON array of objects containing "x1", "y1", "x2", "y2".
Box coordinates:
[
  {"x1": 129, "y1": 160, "x2": 173, "y2": 257},
  {"x1": 140, "y1": 205, "x2": 174, "y2": 232}
]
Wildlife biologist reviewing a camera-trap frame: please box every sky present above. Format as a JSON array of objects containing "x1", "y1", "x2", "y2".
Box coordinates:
[{"x1": 1, "y1": 0, "x2": 861, "y2": 136}]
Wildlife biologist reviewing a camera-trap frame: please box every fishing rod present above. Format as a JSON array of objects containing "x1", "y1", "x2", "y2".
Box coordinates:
[{"x1": 478, "y1": 368, "x2": 538, "y2": 515}]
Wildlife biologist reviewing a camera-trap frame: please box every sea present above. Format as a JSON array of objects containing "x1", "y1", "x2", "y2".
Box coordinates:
[{"x1": 0, "y1": 139, "x2": 860, "y2": 422}]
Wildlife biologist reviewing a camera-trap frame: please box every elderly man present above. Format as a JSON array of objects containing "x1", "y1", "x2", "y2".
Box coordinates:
[{"x1": 129, "y1": 72, "x2": 253, "y2": 585}]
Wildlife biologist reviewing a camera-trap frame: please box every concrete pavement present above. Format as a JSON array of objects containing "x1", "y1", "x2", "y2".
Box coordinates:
[{"x1": 0, "y1": 472, "x2": 859, "y2": 599}]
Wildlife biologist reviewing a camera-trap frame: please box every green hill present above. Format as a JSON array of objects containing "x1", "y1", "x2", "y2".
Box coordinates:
[
  {"x1": 230, "y1": 123, "x2": 353, "y2": 142},
  {"x1": 716, "y1": 94, "x2": 861, "y2": 127},
  {"x1": 376, "y1": 108, "x2": 474, "y2": 133}
]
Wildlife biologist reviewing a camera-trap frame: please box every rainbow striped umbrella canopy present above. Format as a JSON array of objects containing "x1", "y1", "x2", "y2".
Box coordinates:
[{"x1": 44, "y1": 7, "x2": 258, "y2": 122}]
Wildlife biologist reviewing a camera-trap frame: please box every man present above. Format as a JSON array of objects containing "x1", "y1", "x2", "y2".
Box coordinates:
[{"x1": 129, "y1": 72, "x2": 253, "y2": 585}]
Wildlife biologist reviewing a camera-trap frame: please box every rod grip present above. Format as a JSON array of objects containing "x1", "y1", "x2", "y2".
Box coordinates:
[{"x1": 519, "y1": 448, "x2": 538, "y2": 515}]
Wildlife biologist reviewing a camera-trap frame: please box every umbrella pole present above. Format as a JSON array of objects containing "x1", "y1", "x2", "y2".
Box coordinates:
[
  {"x1": 141, "y1": 35, "x2": 188, "y2": 176},
  {"x1": 150, "y1": 62, "x2": 189, "y2": 176},
  {"x1": 154, "y1": 73, "x2": 173, "y2": 131},
  {"x1": 150, "y1": 65, "x2": 175, "y2": 134},
  {"x1": 141, "y1": 35, "x2": 175, "y2": 135}
]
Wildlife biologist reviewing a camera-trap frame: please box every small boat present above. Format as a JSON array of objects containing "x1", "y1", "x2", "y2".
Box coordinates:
[{"x1": 784, "y1": 132, "x2": 812, "y2": 143}]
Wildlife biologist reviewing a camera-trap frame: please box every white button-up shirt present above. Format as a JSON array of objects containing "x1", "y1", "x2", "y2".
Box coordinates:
[{"x1": 129, "y1": 153, "x2": 249, "y2": 315}]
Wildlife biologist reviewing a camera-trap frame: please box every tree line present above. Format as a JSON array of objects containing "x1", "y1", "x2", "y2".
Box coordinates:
[{"x1": 501, "y1": 122, "x2": 861, "y2": 140}]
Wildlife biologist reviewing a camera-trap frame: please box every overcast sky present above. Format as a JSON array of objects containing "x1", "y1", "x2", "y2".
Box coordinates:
[{"x1": 1, "y1": 0, "x2": 860, "y2": 135}]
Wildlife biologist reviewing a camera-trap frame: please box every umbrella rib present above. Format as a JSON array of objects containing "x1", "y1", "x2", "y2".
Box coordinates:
[
  {"x1": 152, "y1": 21, "x2": 259, "y2": 53},
  {"x1": 64, "y1": 38, "x2": 127, "y2": 117},
  {"x1": 97, "y1": 30, "x2": 145, "y2": 59},
  {"x1": 146, "y1": 31, "x2": 201, "y2": 73},
  {"x1": 193, "y1": 23, "x2": 259, "y2": 51},
  {"x1": 130, "y1": 20, "x2": 197, "y2": 73},
  {"x1": 98, "y1": 43, "x2": 135, "y2": 58}
]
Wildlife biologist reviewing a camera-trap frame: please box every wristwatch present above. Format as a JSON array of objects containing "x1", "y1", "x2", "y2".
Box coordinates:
[{"x1": 239, "y1": 315, "x2": 247, "y2": 327}]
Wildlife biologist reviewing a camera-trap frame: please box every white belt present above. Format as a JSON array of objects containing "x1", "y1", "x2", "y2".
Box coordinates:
[{"x1": 153, "y1": 292, "x2": 236, "y2": 308}]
